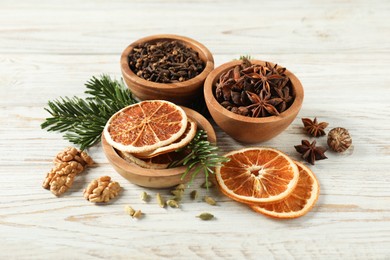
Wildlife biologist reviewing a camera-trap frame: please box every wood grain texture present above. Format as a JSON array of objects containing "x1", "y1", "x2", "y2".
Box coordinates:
[{"x1": 1, "y1": 0, "x2": 390, "y2": 259}]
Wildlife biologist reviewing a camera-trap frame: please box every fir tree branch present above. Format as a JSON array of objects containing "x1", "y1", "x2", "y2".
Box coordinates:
[
  {"x1": 169, "y1": 130, "x2": 229, "y2": 188},
  {"x1": 41, "y1": 75, "x2": 137, "y2": 150},
  {"x1": 85, "y1": 75, "x2": 137, "y2": 111}
]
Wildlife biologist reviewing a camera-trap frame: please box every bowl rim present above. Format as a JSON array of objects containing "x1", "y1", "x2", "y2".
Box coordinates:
[
  {"x1": 102, "y1": 106, "x2": 217, "y2": 179},
  {"x1": 120, "y1": 34, "x2": 214, "y2": 90},
  {"x1": 204, "y1": 59, "x2": 304, "y2": 123}
]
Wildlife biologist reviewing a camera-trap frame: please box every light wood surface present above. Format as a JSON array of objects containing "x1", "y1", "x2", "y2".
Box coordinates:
[{"x1": 1, "y1": 0, "x2": 389, "y2": 259}]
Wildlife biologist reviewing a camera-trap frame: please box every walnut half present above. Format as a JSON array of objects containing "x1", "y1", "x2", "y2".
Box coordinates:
[
  {"x1": 42, "y1": 161, "x2": 84, "y2": 196},
  {"x1": 83, "y1": 176, "x2": 121, "y2": 203},
  {"x1": 54, "y1": 147, "x2": 94, "y2": 167},
  {"x1": 42, "y1": 147, "x2": 93, "y2": 196}
]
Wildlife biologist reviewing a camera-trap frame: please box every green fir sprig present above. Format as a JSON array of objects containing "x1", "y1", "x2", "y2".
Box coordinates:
[
  {"x1": 41, "y1": 75, "x2": 137, "y2": 150},
  {"x1": 169, "y1": 130, "x2": 229, "y2": 188}
]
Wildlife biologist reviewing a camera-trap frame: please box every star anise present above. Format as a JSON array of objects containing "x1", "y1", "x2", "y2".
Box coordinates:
[
  {"x1": 266, "y1": 61, "x2": 286, "y2": 75},
  {"x1": 246, "y1": 89, "x2": 281, "y2": 117},
  {"x1": 273, "y1": 87, "x2": 293, "y2": 113},
  {"x1": 244, "y1": 67, "x2": 284, "y2": 93},
  {"x1": 214, "y1": 58, "x2": 294, "y2": 118},
  {"x1": 294, "y1": 140, "x2": 327, "y2": 165},
  {"x1": 302, "y1": 117, "x2": 329, "y2": 137}
]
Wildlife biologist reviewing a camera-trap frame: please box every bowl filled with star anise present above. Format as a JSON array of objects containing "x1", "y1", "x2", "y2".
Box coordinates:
[{"x1": 204, "y1": 58, "x2": 304, "y2": 143}]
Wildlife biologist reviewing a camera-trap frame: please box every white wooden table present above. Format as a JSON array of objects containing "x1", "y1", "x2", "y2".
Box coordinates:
[{"x1": 1, "y1": 0, "x2": 389, "y2": 258}]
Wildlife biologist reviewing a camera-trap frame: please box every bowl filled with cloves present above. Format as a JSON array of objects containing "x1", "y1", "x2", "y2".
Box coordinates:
[
  {"x1": 120, "y1": 34, "x2": 214, "y2": 105},
  {"x1": 204, "y1": 58, "x2": 304, "y2": 143}
]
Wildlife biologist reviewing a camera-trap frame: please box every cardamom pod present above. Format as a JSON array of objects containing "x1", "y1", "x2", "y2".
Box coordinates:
[
  {"x1": 190, "y1": 190, "x2": 198, "y2": 200},
  {"x1": 204, "y1": 196, "x2": 217, "y2": 206},
  {"x1": 133, "y1": 209, "x2": 142, "y2": 219},
  {"x1": 197, "y1": 212, "x2": 214, "y2": 221},
  {"x1": 171, "y1": 189, "x2": 184, "y2": 200},
  {"x1": 157, "y1": 193, "x2": 165, "y2": 208},
  {"x1": 175, "y1": 184, "x2": 186, "y2": 191},
  {"x1": 166, "y1": 199, "x2": 179, "y2": 208},
  {"x1": 201, "y1": 180, "x2": 215, "y2": 189},
  {"x1": 140, "y1": 191, "x2": 150, "y2": 202},
  {"x1": 124, "y1": 205, "x2": 135, "y2": 216}
]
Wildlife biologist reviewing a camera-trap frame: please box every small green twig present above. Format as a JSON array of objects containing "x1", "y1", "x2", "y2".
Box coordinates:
[{"x1": 169, "y1": 130, "x2": 229, "y2": 188}]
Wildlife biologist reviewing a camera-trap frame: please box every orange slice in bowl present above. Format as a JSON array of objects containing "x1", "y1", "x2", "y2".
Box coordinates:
[
  {"x1": 215, "y1": 147, "x2": 299, "y2": 204},
  {"x1": 117, "y1": 150, "x2": 185, "y2": 169},
  {"x1": 250, "y1": 161, "x2": 320, "y2": 219},
  {"x1": 134, "y1": 118, "x2": 197, "y2": 159},
  {"x1": 104, "y1": 100, "x2": 188, "y2": 153}
]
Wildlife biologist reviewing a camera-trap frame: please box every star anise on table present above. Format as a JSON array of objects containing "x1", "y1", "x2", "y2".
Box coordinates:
[
  {"x1": 294, "y1": 140, "x2": 327, "y2": 165},
  {"x1": 246, "y1": 89, "x2": 281, "y2": 117},
  {"x1": 302, "y1": 117, "x2": 329, "y2": 137}
]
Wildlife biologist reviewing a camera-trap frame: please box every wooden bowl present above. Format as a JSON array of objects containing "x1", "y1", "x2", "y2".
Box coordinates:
[
  {"x1": 204, "y1": 60, "x2": 304, "y2": 143},
  {"x1": 120, "y1": 34, "x2": 214, "y2": 105},
  {"x1": 102, "y1": 107, "x2": 217, "y2": 188}
]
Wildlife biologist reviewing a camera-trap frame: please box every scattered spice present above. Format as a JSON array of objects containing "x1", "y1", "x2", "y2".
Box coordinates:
[
  {"x1": 83, "y1": 176, "x2": 121, "y2": 203},
  {"x1": 125, "y1": 205, "x2": 142, "y2": 219},
  {"x1": 302, "y1": 118, "x2": 329, "y2": 137},
  {"x1": 197, "y1": 212, "x2": 214, "y2": 221},
  {"x1": 124, "y1": 205, "x2": 136, "y2": 216},
  {"x1": 128, "y1": 40, "x2": 205, "y2": 83},
  {"x1": 327, "y1": 127, "x2": 352, "y2": 152},
  {"x1": 140, "y1": 191, "x2": 150, "y2": 202},
  {"x1": 132, "y1": 210, "x2": 143, "y2": 219},
  {"x1": 215, "y1": 58, "x2": 294, "y2": 117},
  {"x1": 201, "y1": 180, "x2": 215, "y2": 189},
  {"x1": 175, "y1": 184, "x2": 186, "y2": 191},
  {"x1": 156, "y1": 193, "x2": 166, "y2": 208},
  {"x1": 294, "y1": 140, "x2": 327, "y2": 165},
  {"x1": 166, "y1": 199, "x2": 180, "y2": 208},
  {"x1": 190, "y1": 190, "x2": 198, "y2": 200},
  {"x1": 171, "y1": 189, "x2": 184, "y2": 201},
  {"x1": 204, "y1": 196, "x2": 217, "y2": 206}
]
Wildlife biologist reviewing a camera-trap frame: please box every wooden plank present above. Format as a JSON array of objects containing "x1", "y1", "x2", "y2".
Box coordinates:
[{"x1": 1, "y1": 0, "x2": 390, "y2": 258}]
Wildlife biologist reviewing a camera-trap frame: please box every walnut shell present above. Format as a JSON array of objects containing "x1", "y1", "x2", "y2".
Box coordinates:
[{"x1": 327, "y1": 127, "x2": 352, "y2": 152}]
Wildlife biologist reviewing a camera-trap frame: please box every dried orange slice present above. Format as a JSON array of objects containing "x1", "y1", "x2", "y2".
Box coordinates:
[
  {"x1": 250, "y1": 161, "x2": 320, "y2": 219},
  {"x1": 134, "y1": 118, "x2": 197, "y2": 159},
  {"x1": 117, "y1": 150, "x2": 186, "y2": 169},
  {"x1": 215, "y1": 147, "x2": 299, "y2": 204},
  {"x1": 104, "y1": 100, "x2": 188, "y2": 153}
]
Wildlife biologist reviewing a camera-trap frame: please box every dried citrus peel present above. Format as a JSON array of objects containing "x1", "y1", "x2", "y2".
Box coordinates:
[
  {"x1": 104, "y1": 100, "x2": 187, "y2": 153},
  {"x1": 250, "y1": 161, "x2": 320, "y2": 219},
  {"x1": 215, "y1": 147, "x2": 299, "y2": 204},
  {"x1": 134, "y1": 118, "x2": 197, "y2": 159},
  {"x1": 117, "y1": 150, "x2": 177, "y2": 169}
]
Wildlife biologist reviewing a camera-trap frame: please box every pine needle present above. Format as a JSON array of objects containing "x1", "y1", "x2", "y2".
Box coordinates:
[
  {"x1": 169, "y1": 130, "x2": 229, "y2": 188},
  {"x1": 41, "y1": 74, "x2": 137, "y2": 150}
]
